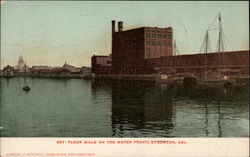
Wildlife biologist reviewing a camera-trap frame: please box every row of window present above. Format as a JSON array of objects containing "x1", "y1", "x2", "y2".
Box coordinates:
[
  {"x1": 146, "y1": 47, "x2": 170, "y2": 51},
  {"x1": 146, "y1": 41, "x2": 172, "y2": 46},
  {"x1": 146, "y1": 33, "x2": 171, "y2": 39}
]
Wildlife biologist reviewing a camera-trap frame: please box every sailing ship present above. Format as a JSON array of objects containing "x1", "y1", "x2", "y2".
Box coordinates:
[{"x1": 184, "y1": 13, "x2": 236, "y2": 88}]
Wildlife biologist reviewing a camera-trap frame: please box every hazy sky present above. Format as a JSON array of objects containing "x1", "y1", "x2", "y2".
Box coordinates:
[{"x1": 1, "y1": 1, "x2": 249, "y2": 67}]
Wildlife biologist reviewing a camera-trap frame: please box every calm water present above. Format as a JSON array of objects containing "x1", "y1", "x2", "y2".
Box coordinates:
[{"x1": 0, "y1": 77, "x2": 249, "y2": 137}]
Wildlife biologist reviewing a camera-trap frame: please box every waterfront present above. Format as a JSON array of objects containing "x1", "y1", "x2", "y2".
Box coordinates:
[{"x1": 0, "y1": 77, "x2": 249, "y2": 137}]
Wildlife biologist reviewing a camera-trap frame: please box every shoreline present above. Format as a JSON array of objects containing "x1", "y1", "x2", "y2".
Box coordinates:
[{"x1": 1, "y1": 74, "x2": 248, "y2": 87}]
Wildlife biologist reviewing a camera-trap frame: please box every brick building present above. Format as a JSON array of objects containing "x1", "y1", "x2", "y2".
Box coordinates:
[
  {"x1": 111, "y1": 20, "x2": 173, "y2": 74},
  {"x1": 91, "y1": 55, "x2": 112, "y2": 74},
  {"x1": 90, "y1": 20, "x2": 249, "y2": 77},
  {"x1": 144, "y1": 50, "x2": 249, "y2": 78}
]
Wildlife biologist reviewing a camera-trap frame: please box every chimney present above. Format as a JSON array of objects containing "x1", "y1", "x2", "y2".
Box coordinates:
[
  {"x1": 118, "y1": 21, "x2": 123, "y2": 32},
  {"x1": 112, "y1": 20, "x2": 115, "y2": 36}
]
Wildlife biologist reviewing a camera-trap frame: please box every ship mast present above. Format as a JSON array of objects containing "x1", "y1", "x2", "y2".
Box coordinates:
[
  {"x1": 204, "y1": 30, "x2": 209, "y2": 80},
  {"x1": 217, "y1": 12, "x2": 224, "y2": 79},
  {"x1": 173, "y1": 40, "x2": 179, "y2": 56},
  {"x1": 200, "y1": 13, "x2": 234, "y2": 80},
  {"x1": 218, "y1": 12, "x2": 224, "y2": 52},
  {"x1": 200, "y1": 29, "x2": 210, "y2": 80}
]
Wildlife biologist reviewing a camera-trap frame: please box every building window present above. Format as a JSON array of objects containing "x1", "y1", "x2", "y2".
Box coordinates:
[
  {"x1": 146, "y1": 47, "x2": 150, "y2": 51},
  {"x1": 157, "y1": 34, "x2": 161, "y2": 38},
  {"x1": 146, "y1": 33, "x2": 151, "y2": 38},
  {"x1": 162, "y1": 42, "x2": 167, "y2": 46},
  {"x1": 152, "y1": 41, "x2": 156, "y2": 46},
  {"x1": 168, "y1": 35, "x2": 172, "y2": 39},
  {"x1": 152, "y1": 34, "x2": 156, "y2": 38},
  {"x1": 162, "y1": 34, "x2": 167, "y2": 38},
  {"x1": 157, "y1": 41, "x2": 161, "y2": 46},
  {"x1": 146, "y1": 41, "x2": 151, "y2": 45}
]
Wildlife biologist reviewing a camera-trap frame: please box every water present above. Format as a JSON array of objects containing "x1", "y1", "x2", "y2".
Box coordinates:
[{"x1": 0, "y1": 77, "x2": 249, "y2": 137}]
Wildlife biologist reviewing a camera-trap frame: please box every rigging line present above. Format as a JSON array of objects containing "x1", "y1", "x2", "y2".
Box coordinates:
[
  {"x1": 208, "y1": 27, "x2": 219, "y2": 31},
  {"x1": 208, "y1": 33, "x2": 212, "y2": 52},
  {"x1": 200, "y1": 39, "x2": 205, "y2": 52},
  {"x1": 176, "y1": 42, "x2": 180, "y2": 55},
  {"x1": 176, "y1": 43, "x2": 180, "y2": 55},
  {"x1": 221, "y1": 47, "x2": 226, "y2": 68},
  {"x1": 205, "y1": 30, "x2": 210, "y2": 53},
  {"x1": 217, "y1": 30, "x2": 224, "y2": 52},
  {"x1": 216, "y1": 38, "x2": 220, "y2": 52},
  {"x1": 222, "y1": 31, "x2": 235, "y2": 50},
  {"x1": 222, "y1": 30, "x2": 242, "y2": 64},
  {"x1": 176, "y1": 18, "x2": 188, "y2": 35},
  {"x1": 208, "y1": 31, "x2": 211, "y2": 52},
  {"x1": 208, "y1": 14, "x2": 219, "y2": 30},
  {"x1": 223, "y1": 37, "x2": 227, "y2": 52},
  {"x1": 219, "y1": 33, "x2": 226, "y2": 68},
  {"x1": 200, "y1": 32, "x2": 207, "y2": 52}
]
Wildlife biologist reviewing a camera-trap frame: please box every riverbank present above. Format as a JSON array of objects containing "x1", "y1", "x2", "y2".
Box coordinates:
[
  {"x1": 0, "y1": 74, "x2": 86, "y2": 79},
  {"x1": 0, "y1": 74, "x2": 162, "y2": 82},
  {"x1": 1, "y1": 73, "x2": 248, "y2": 87}
]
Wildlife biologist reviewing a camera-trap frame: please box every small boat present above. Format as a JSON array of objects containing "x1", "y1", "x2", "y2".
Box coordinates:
[
  {"x1": 23, "y1": 86, "x2": 30, "y2": 92},
  {"x1": 197, "y1": 79, "x2": 232, "y2": 87},
  {"x1": 183, "y1": 76, "x2": 232, "y2": 90}
]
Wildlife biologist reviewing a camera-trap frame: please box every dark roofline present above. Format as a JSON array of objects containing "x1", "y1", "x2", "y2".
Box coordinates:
[
  {"x1": 114, "y1": 26, "x2": 172, "y2": 33},
  {"x1": 144, "y1": 50, "x2": 249, "y2": 61},
  {"x1": 177, "y1": 50, "x2": 249, "y2": 56},
  {"x1": 156, "y1": 50, "x2": 249, "y2": 59},
  {"x1": 92, "y1": 55, "x2": 110, "y2": 57}
]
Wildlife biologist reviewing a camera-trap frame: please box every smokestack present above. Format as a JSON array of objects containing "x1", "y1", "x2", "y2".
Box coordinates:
[
  {"x1": 112, "y1": 20, "x2": 115, "y2": 36},
  {"x1": 118, "y1": 21, "x2": 123, "y2": 32}
]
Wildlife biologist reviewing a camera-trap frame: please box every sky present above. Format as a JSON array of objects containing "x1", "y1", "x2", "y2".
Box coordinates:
[{"x1": 0, "y1": 1, "x2": 249, "y2": 68}]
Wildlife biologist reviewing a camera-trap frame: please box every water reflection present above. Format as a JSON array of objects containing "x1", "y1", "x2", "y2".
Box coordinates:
[
  {"x1": 109, "y1": 81, "x2": 174, "y2": 137},
  {"x1": 91, "y1": 80, "x2": 248, "y2": 137},
  {"x1": 204, "y1": 102, "x2": 209, "y2": 137},
  {"x1": 217, "y1": 101, "x2": 222, "y2": 137},
  {"x1": 0, "y1": 78, "x2": 248, "y2": 137}
]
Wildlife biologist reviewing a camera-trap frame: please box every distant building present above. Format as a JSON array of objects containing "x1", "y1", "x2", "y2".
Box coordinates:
[
  {"x1": 16, "y1": 55, "x2": 25, "y2": 69},
  {"x1": 91, "y1": 55, "x2": 112, "y2": 74},
  {"x1": 14, "y1": 55, "x2": 29, "y2": 73},
  {"x1": 50, "y1": 67, "x2": 69, "y2": 76},
  {"x1": 68, "y1": 66, "x2": 91, "y2": 75},
  {"x1": 31, "y1": 67, "x2": 69, "y2": 76},
  {"x1": 111, "y1": 20, "x2": 173, "y2": 74},
  {"x1": 31, "y1": 66, "x2": 50, "y2": 70},
  {"x1": 30, "y1": 66, "x2": 50, "y2": 75},
  {"x1": 81, "y1": 66, "x2": 91, "y2": 75},
  {"x1": 70, "y1": 68, "x2": 81, "y2": 74},
  {"x1": 2, "y1": 65, "x2": 14, "y2": 76},
  {"x1": 62, "y1": 61, "x2": 75, "y2": 72}
]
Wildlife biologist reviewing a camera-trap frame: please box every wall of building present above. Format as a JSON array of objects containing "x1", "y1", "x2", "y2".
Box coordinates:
[
  {"x1": 91, "y1": 55, "x2": 112, "y2": 74},
  {"x1": 92, "y1": 21, "x2": 249, "y2": 77},
  {"x1": 111, "y1": 20, "x2": 173, "y2": 75},
  {"x1": 112, "y1": 27, "x2": 145, "y2": 74},
  {"x1": 144, "y1": 50, "x2": 249, "y2": 77},
  {"x1": 144, "y1": 27, "x2": 173, "y2": 59}
]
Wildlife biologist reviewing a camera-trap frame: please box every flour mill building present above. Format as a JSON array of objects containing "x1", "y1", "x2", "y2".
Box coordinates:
[{"x1": 91, "y1": 20, "x2": 249, "y2": 78}]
